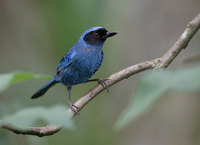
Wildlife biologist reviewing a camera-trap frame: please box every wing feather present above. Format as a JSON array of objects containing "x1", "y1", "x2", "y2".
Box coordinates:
[{"x1": 57, "y1": 50, "x2": 77, "y2": 73}]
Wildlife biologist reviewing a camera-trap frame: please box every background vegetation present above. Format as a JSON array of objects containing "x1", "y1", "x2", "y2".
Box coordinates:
[{"x1": 0, "y1": 0, "x2": 200, "y2": 145}]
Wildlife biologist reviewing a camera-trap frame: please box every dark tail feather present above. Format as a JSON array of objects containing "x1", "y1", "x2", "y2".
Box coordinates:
[{"x1": 31, "y1": 78, "x2": 57, "y2": 99}]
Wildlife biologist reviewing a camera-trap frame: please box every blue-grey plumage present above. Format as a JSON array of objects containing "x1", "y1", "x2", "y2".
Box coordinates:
[{"x1": 31, "y1": 26, "x2": 117, "y2": 113}]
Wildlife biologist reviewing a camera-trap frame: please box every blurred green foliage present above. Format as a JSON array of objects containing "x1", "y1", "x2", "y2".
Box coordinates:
[
  {"x1": 0, "y1": 105, "x2": 74, "y2": 129},
  {"x1": 2, "y1": 66, "x2": 200, "y2": 132},
  {"x1": 1, "y1": 66, "x2": 200, "y2": 144},
  {"x1": 0, "y1": 71, "x2": 52, "y2": 93},
  {"x1": 1, "y1": 0, "x2": 200, "y2": 145},
  {"x1": 115, "y1": 67, "x2": 200, "y2": 130}
]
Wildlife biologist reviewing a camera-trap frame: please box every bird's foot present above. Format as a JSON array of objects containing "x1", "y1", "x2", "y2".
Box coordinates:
[
  {"x1": 87, "y1": 78, "x2": 111, "y2": 92},
  {"x1": 69, "y1": 101, "x2": 80, "y2": 115},
  {"x1": 97, "y1": 79, "x2": 110, "y2": 92}
]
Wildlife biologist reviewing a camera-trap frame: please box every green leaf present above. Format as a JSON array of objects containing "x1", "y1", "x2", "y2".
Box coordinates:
[
  {"x1": 0, "y1": 71, "x2": 52, "y2": 93},
  {"x1": 0, "y1": 105, "x2": 75, "y2": 130},
  {"x1": 114, "y1": 67, "x2": 200, "y2": 130}
]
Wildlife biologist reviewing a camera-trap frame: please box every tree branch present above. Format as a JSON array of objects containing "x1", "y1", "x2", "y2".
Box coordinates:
[
  {"x1": 2, "y1": 13, "x2": 200, "y2": 136},
  {"x1": 69, "y1": 13, "x2": 200, "y2": 116},
  {"x1": 2, "y1": 124, "x2": 62, "y2": 137}
]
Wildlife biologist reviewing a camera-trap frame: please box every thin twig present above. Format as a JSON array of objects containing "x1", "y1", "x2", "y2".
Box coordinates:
[
  {"x1": 2, "y1": 124, "x2": 62, "y2": 137},
  {"x1": 2, "y1": 13, "x2": 200, "y2": 136}
]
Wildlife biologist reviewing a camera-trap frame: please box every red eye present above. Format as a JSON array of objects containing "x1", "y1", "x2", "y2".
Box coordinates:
[{"x1": 94, "y1": 33, "x2": 99, "y2": 38}]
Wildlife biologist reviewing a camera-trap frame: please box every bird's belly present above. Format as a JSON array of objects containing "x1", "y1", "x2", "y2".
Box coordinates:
[
  {"x1": 61, "y1": 54, "x2": 103, "y2": 86},
  {"x1": 61, "y1": 69, "x2": 91, "y2": 86}
]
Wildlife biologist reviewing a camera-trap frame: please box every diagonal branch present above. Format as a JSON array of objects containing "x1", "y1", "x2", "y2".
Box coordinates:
[
  {"x1": 2, "y1": 13, "x2": 200, "y2": 136},
  {"x1": 69, "y1": 13, "x2": 200, "y2": 116}
]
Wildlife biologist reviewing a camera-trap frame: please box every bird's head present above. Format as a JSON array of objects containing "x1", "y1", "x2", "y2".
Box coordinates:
[{"x1": 81, "y1": 27, "x2": 117, "y2": 46}]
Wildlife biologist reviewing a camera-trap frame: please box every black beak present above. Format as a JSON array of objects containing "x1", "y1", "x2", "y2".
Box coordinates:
[{"x1": 106, "y1": 32, "x2": 117, "y2": 38}]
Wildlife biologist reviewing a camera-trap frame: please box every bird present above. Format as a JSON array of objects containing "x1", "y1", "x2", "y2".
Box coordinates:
[{"x1": 31, "y1": 26, "x2": 117, "y2": 113}]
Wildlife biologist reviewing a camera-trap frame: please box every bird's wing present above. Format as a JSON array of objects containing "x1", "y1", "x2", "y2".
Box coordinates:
[{"x1": 57, "y1": 50, "x2": 77, "y2": 73}]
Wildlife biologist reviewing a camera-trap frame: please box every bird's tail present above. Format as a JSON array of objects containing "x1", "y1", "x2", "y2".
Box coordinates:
[{"x1": 31, "y1": 77, "x2": 57, "y2": 99}]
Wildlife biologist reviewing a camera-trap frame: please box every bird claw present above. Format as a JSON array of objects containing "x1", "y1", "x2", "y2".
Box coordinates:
[
  {"x1": 72, "y1": 104, "x2": 80, "y2": 110},
  {"x1": 97, "y1": 79, "x2": 110, "y2": 92},
  {"x1": 69, "y1": 102, "x2": 80, "y2": 115}
]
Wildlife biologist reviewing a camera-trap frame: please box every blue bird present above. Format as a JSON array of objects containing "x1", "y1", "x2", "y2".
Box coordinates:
[{"x1": 31, "y1": 27, "x2": 117, "y2": 113}]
